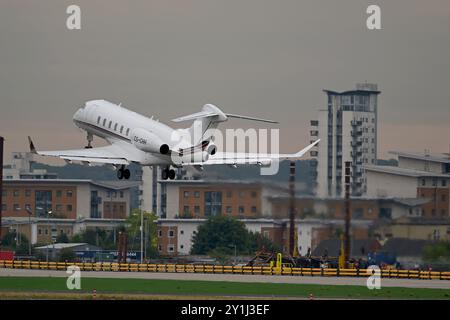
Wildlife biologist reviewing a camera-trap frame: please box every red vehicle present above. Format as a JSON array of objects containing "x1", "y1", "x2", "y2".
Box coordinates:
[{"x1": 0, "y1": 251, "x2": 15, "y2": 260}]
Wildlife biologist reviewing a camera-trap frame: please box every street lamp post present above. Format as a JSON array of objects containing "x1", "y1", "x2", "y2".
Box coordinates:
[
  {"x1": 46, "y1": 210, "x2": 52, "y2": 262},
  {"x1": 25, "y1": 207, "x2": 33, "y2": 256}
]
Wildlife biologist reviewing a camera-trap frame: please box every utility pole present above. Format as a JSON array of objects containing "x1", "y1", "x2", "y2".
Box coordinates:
[
  {"x1": 140, "y1": 209, "x2": 144, "y2": 263},
  {"x1": 344, "y1": 161, "x2": 352, "y2": 268},
  {"x1": 288, "y1": 161, "x2": 296, "y2": 256},
  {"x1": 0, "y1": 136, "x2": 4, "y2": 251}
]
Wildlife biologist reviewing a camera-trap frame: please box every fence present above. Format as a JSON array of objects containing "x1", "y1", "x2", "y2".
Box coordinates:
[{"x1": 1, "y1": 260, "x2": 449, "y2": 280}]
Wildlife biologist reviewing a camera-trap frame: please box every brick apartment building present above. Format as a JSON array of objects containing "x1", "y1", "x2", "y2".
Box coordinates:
[{"x1": 1, "y1": 179, "x2": 138, "y2": 244}]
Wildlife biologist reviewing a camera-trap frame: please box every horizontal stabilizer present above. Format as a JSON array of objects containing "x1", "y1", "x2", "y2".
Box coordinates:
[{"x1": 225, "y1": 113, "x2": 278, "y2": 124}]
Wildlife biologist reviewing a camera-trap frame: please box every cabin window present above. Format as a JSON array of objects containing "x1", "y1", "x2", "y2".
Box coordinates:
[
  {"x1": 97, "y1": 116, "x2": 101, "y2": 124},
  {"x1": 120, "y1": 125, "x2": 124, "y2": 133},
  {"x1": 103, "y1": 119, "x2": 106, "y2": 126},
  {"x1": 114, "y1": 123, "x2": 118, "y2": 131},
  {"x1": 108, "y1": 121, "x2": 112, "y2": 128}
]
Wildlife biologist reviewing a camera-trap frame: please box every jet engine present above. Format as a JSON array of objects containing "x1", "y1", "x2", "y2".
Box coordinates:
[
  {"x1": 131, "y1": 128, "x2": 169, "y2": 154},
  {"x1": 205, "y1": 142, "x2": 217, "y2": 155}
]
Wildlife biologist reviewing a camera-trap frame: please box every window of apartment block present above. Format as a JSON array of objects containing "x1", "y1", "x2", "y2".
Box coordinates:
[
  {"x1": 226, "y1": 206, "x2": 232, "y2": 214},
  {"x1": 180, "y1": 230, "x2": 184, "y2": 235},
  {"x1": 442, "y1": 180, "x2": 447, "y2": 187},
  {"x1": 158, "y1": 230, "x2": 162, "y2": 237},
  {"x1": 67, "y1": 205, "x2": 73, "y2": 212},
  {"x1": 67, "y1": 190, "x2": 73, "y2": 197},
  {"x1": 239, "y1": 191, "x2": 245, "y2": 198},
  {"x1": 158, "y1": 245, "x2": 162, "y2": 251},
  {"x1": 120, "y1": 191, "x2": 124, "y2": 198},
  {"x1": 1, "y1": 204, "x2": 6, "y2": 211},
  {"x1": 169, "y1": 230, "x2": 175, "y2": 237},
  {"x1": 13, "y1": 204, "x2": 20, "y2": 211},
  {"x1": 183, "y1": 206, "x2": 189, "y2": 214},
  {"x1": 194, "y1": 191, "x2": 200, "y2": 198},
  {"x1": 194, "y1": 206, "x2": 200, "y2": 214},
  {"x1": 251, "y1": 206, "x2": 257, "y2": 213},
  {"x1": 251, "y1": 191, "x2": 257, "y2": 198},
  {"x1": 180, "y1": 245, "x2": 184, "y2": 249},
  {"x1": 184, "y1": 191, "x2": 189, "y2": 198},
  {"x1": 56, "y1": 204, "x2": 63, "y2": 212},
  {"x1": 238, "y1": 206, "x2": 245, "y2": 214},
  {"x1": 25, "y1": 190, "x2": 31, "y2": 197},
  {"x1": 168, "y1": 245, "x2": 175, "y2": 252},
  {"x1": 1, "y1": 190, "x2": 6, "y2": 197},
  {"x1": 432, "y1": 179, "x2": 437, "y2": 187},
  {"x1": 13, "y1": 190, "x2": 19, "y2": 197}
]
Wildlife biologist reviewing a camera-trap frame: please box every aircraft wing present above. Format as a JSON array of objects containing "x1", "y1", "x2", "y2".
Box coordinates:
[
  {"x1": 185, "y1": 139, "x2": 320, "y2": 166},
  {"x1": 28, "y1": 136, "x2": 130, "y2": 165}
]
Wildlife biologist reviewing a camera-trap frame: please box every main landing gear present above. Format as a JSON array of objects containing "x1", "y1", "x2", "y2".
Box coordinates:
[
  {"x1": 161, "y1": 166, "x2": 176, "y2": 180},
  {"x1": 117, "y1": 165, "x2": 131, "y2": 180}
]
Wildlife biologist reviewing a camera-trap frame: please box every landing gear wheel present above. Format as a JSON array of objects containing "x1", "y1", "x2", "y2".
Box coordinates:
[
  {"x1": 123, "y1": 169, "x2": 131, "y2": 180},
  {"x1": 117, "y1": 169, "x2": 124, "y2": 180},
  {"x1": 161, "y1": 169, "x2": 169, "y2": 180},
  {"x1": 168, "y1": 169, "x2": 176, "y2": 180}
]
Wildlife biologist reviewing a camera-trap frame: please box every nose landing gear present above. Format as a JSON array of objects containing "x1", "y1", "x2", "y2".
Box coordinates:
[
  {"x1": 85, "y1": 133, "x2": 93, "y2": 149},
  {"x1": 161, "y1": 166, "x2": 176, "y2": 180},
  {"x1": 117, "y1": 165, "x2": 131, "y2": 180}
]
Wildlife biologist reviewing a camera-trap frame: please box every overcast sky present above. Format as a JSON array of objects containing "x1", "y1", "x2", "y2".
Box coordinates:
[{"x1": 0, "y1": 0, "x2": 449, "y2": 163}]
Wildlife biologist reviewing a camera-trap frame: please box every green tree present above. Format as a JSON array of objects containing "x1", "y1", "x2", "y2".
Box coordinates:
[
  {"x1": 423, "y1": 242, "x2": 450, "y2": 262},
  {"x1": 190, "y1": 215, "x2": 275, "y2": 255},
  {"x1": 56, "y1": 233, "x2": 69, "y2": 243},
  {"x1": 59, "y1": 248, "x2": 76, "y2": 262},
  {"x1": 125, "y1": 209, "x2": 159, "y2": 259},
  {"x1": 1, "y1": 232, "x2": 30, "y2": 255}
]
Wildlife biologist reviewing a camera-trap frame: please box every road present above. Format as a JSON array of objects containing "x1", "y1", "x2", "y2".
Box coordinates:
[{"x1": 1, "y1": 268, "x2": 450, "y2": 289}]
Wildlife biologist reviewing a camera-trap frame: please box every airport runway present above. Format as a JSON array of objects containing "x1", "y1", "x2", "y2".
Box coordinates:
[{"x1": 1, "y1": 268, "x2": 450, "y2": 289}]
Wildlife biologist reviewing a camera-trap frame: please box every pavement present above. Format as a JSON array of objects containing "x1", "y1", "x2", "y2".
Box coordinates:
[{"x1": 1, "y1": 268, "x2": 450, "y2": 289}]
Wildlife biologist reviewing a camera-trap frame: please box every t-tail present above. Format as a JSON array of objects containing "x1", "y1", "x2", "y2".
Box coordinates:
[{"x1": 171, "y1": 104, "x2": 278, "y2": 145}]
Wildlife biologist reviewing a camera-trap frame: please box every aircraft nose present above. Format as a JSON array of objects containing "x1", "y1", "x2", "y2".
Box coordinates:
[{"x1": 73, "y1": 107, "x2": 85, "y2": 121}]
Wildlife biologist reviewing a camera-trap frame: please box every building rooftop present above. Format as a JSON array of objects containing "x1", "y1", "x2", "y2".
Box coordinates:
[
  {"x1": 3, "y1": 179, "x2": 140, "y2": 190},
  {"x1": 364, "y1": 165, "x2": 450, "y2": 178},
  {"x1": 312, "y1": 238, "x2": 381, "y2": 257},
  {"x1": 34, "y1": 243, "x2": 91, "y2": 250},
  {"x1": 389, "y1": 151, "x2": 450, "y2": 164},
  {"x1": 381, "y1": 238, "x2": 436, "y2": 257}
]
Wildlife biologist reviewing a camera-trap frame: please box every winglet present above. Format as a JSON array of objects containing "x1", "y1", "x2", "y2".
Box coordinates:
[{"x1": 28, "y1": 136, "x2": 37, "y2": 154}]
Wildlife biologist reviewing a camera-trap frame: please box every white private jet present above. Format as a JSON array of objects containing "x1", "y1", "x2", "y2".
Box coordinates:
[{"x1": 28, "y1": 100, "x2": 319, "y2": 180}]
